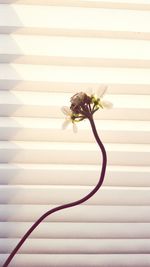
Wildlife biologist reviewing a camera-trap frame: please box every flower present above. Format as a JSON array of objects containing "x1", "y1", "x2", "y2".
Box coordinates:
[
  {"x1": 61, "y1": 85, "x2": 113, "y2": 132},
  {"x1": 87, "y1": 85, "x2": 113, "y2": 109},
  {"x1": 61, "y1": 106, "x2": 78, "y2": 133}
]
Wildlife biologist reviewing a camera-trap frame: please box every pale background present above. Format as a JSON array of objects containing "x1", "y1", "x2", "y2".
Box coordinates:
[{"x1": 0, "y1": 0, "x2": 150, "y2": 266}]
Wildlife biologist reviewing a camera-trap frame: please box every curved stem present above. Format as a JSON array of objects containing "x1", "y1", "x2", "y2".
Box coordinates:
[{"x1": 3, "y1": 115, "x2": 107, "y2": 267}]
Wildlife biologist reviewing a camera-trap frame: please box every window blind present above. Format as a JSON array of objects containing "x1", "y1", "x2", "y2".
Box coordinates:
[{"x1": 0, "y1": 0, "x2": 150, "y2": 266}]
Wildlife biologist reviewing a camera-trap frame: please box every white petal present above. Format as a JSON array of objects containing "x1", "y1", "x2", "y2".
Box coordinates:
[
  {"x1": 86, "y1": 87, "x2": 93, "y2": 96},
  {"x1": 96, "y1": 85, "x2": 107, "y2": 98},
  {"x1": 101, "y1": 100, "x2": 113, "y2": 109},
  {"x1": 62, "y1": 119, "x2": 71, "y2": 130},
  {"x1": 73, "y1": 123, "x2": 78, "y2": 133},
  {"x1": 61, "y1": 106, "x2": 72, "y2": 116}
]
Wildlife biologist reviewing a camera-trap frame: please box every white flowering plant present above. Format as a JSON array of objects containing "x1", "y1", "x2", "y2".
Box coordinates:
[
  {"x1": 62, "y1": 86, "x2": 112, "y2": 132},
  {"x1": 3, "y1": 85, "x2": 113, "y2": 267}
]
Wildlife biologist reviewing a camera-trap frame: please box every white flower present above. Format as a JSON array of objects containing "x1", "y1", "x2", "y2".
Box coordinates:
[
  {"x1": 61, "y1": 106, "x2": 78, "y2": 133},
  {"x1": 61, "y1": 86, "x2": 113, "y2": 132},
  {"x1": 87, "y1": 85, "x2": 113, "y2": 109}
]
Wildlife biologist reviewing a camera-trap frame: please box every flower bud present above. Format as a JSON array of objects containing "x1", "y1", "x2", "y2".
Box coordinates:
[{"x1": 70, "y1": 92, "x2": 91, "y2": 113}]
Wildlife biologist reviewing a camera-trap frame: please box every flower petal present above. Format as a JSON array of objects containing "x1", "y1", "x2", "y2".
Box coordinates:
[
  {"x1": 62, "y1": 119, "x2": 71, "y2": 130},
  {"x1": 101, "y1": 100, "x2": 113, "y2": 109},
  {"x1": 96, "y1": 85, "x2": 107, "y2": 98},
  {"x1": 73, "y1": 123, "x2": 78, "y2": 133},
  {"x1": 86, "y1": 87, "x2": 93, "y2": 96},
  {"x1": 61, "y1": 106, "x2": 72, "y2": 116}
]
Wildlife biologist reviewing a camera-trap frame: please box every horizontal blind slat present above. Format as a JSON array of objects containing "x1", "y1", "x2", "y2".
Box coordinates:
[
  {"x1": 0, "y1": 141, "x2": 150, "y2": 165},
  {"x1": 1, "y1": 35, "x2": 150, "y2": 67},
  {"x1": 1, "y1": 64, "x2": 150, "y2": 93},
  {"x1": 1, "y1": 238, "x2": 150, "y2": 254},
  {"x1": 0, "y1": 117, "x2": 149, "y2": 143},
  {"x1": 0, "y1": 164, "x2": 150, "y2": 187},
  {"x1": 0, "y1": 186, "x2": 150, "y2": 205},
  {"x1": 1, "y1": 5, "x2": 150, "y2": 38},
  {"x1": 1, "y1": 222, "x2": 150, "y2": 238},
  {"x1": 1, "y1": 205, "x2": 150, "y2": 222},
  {"x1": 1, "y1": 254, "x2": 150, "y2": 267},
  {"x1": 1, "y1": 0, "x2": 150, "y2": 9}
]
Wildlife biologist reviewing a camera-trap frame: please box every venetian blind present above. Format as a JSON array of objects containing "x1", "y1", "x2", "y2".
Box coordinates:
[{"x1": 0, "y1": 0, "x2": 150, "y2": 266}]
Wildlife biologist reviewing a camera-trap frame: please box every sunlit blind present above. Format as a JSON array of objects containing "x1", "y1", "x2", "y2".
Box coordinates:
[{"x1": 0, "y1": 0, "x2": 150, "y2": 266}]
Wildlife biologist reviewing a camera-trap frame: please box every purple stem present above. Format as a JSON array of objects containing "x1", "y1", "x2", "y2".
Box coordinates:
[{"x1": 3, "y1": 115, "x2": 107, "y2": 267}]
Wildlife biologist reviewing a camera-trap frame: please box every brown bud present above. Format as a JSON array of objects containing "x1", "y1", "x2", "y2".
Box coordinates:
[{"x1": 70, "y1": 92, "x2": 91, "y2": 113}]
